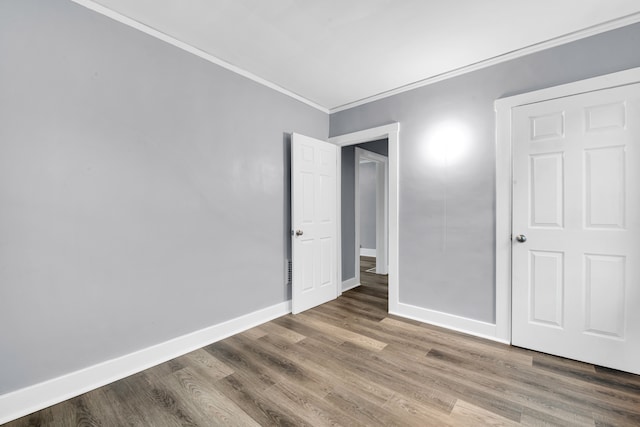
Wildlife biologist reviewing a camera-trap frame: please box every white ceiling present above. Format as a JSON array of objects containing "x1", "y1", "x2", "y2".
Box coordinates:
[{"x1": 82, "y1": 0, "x2": 640, "y2": 111}]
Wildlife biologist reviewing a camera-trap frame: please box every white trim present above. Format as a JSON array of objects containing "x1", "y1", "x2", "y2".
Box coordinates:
[
  {"x1": 70, "y1": 0, "x2": 328, "y2": 114},
  {"x1": 342, "y1": 278, "x2": 361, "y2": 292},
  {"x1": 0, "y1": 301, "x2": 291, "y2": 425},
  {"x1": 391, "y1": 303, "x2": 509, "y2": 345},
  {"x1": 494, "y1": 67, "x2": 640, "y2": 343},
  {"x1": 331, "y1": 13, "x2": 640, "y2": 113},
  {"x1": 359, "y1": 248, "x2": 376, "y2": 257},
  {"x1": 331, "y1": 123, "x2": 400, "y2": 146},
  {"x1": 329, "y1": 123, "x2": 400, "y2": 314}
]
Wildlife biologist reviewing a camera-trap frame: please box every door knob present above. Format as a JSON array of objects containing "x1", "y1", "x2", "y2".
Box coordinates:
[
  {"x1": 295, "y1": 230, "x2": 304, "y2": 236},
  {"x1": 515, "y1": 234, "x2": 527, "y2": 242}
]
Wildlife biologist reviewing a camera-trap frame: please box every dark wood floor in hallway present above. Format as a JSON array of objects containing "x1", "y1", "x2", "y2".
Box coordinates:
[{"x1": 6, "y1": 256, "x2": 640, "y2": 426}]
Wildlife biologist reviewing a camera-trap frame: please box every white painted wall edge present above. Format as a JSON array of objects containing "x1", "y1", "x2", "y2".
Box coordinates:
[
  {"x1": 70, "y1": 0, "x2": 329, "y2": 114},
  {"x1": 342, "y1": 277, "x2": 360, "y2": 292},
  {"x1": 331, "y1": 12, "x2": 640, "y2": 113},
  {"x1": 0, "y1": 301, "x2": 292, "y2": 425},
  {"x1": 360, "y1": 248, "x2": 376, "y2": 257},
  {"x1": 391, "y1": 303, "x2": 509, "y2": 345}
]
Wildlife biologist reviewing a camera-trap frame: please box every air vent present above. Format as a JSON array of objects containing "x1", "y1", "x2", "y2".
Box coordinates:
[{"x1": 285, "y1": 259, "x2": 292, "y2": 285}]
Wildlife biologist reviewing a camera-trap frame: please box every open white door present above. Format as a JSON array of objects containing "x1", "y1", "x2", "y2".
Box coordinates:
[
  {"x1": 511, "y1": 83, "x2": 640, "y2": 374},
  {"x1": 291, "y1": 133, "x2": 338, "y2": 314}
]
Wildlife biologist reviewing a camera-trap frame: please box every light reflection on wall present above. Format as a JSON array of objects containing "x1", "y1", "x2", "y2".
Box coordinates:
[
  {"x1": 423, "y1": 120, "x2": 472, "y2": 252},
  {"x1": 424, "y1": 120, "x2": 471, "y2": 167}
]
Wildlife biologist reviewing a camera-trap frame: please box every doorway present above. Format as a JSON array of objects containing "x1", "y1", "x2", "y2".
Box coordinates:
[
  {"x1": 329, "y1": 123, "x2": 399, "y2": 313},
  {"x1": 355, "y1": 147, "x2": 388, "y2": 278}
]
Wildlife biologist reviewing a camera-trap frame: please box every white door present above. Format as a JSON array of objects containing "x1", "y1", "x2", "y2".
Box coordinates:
[
  {"x1": 511, "y1": 83, "x2": 640, "y2": 374},
  {"x1": 291, "y1": 133, "x2": 338, "y2": 314}
]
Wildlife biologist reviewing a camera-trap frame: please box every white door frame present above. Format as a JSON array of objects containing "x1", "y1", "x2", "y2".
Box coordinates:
[
  {"x1": 329, "y1": 123, "x2": 400, "y2": 312},
  {"x1": 355, "y1": 148, "x2": 389, "y2": 276},
  {"x1": 494, "y1": 67, "x2": 640, "y2": 343}
]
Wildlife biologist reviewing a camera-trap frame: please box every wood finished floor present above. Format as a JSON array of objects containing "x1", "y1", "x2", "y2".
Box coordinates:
[{"x1": 6, "y1": 256, "x2": 640, "y2": 426}]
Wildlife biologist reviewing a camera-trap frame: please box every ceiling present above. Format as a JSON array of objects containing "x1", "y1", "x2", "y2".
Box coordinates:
[{"x1": 80, "y1": 0, "x2": 640, "y2": 111}]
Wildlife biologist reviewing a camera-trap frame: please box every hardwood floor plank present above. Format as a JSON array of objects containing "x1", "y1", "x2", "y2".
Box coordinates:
[
  {"x1": 203, "y1": 340, "x2": 278, "y2": 392},
  {"x1": 9, "y1": 399, "x2": 76, "y2": 427},
  {"x1": 328, "y1": 340, "x2": 523, "y2": 422},
  {"x1": 303, "y1": 306, "x2": 436, "y2": 357},
  {"x1": 296, "y1": 337, "x2": 460, "y2": 417},
  {"x1": 264, "y1": 381, "x2": 362, "y2": 427},
  {"x1": 178, "y1": 348, "x2": 235, "y2": 381},
  {"x1": 423, "y1": 348, "x2": 632, "y2": 426},
  {"x1": 295, "y1": 312, "x2": 388, "y2": 351},
  {"x1": 271, "y1": 315, "x2": 345, "y2": 347},
  {"x1": 532, "y1": 354, "x2": 640, "y2": 395},
  {"x1": 450, "y1": 400, "x2": 521, "y2": 427},
  {"x1": 106, "y1": 375, "x2": 183, "y2": 427},
  {"x1": 322, "y1": 387, "x2": 399, "y2": 427},
  {"x1": 257, "y1": 334, "x2": 396, "y2": 405},
  {"x1": 158, "y1": 367, "x2": 259, "y2": 426},
  {"x1": 224, "y1": 334, "x2": 331, "y2": 399},
  {"x1": 315, "y1": 296, "x2": 387, "y2": 322},
  {"x1": 213, "y1": 374, "x2": 309, "y2": 427},
  {"x1": 255, "y1": 321, "x2": 306, "y2": 343},
  {"x1": 423, "y1": 349, "x2": 577, "y2": 415},
  {"x1": 380, "y1": 317, "x2": 534, "y2": 367}
]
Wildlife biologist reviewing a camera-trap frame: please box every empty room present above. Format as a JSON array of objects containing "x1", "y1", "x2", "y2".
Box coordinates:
[{"x1": 2, "y1": 0, "x2": 640, "y2": 425}]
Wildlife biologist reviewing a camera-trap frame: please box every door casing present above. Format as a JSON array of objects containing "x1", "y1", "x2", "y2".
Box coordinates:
[
  {"x1": 329, "y1": 123, "x2": 400, "y2": 312},
  {"x1": 494, "y1": 67, "x2": 640, "y2": 343}
]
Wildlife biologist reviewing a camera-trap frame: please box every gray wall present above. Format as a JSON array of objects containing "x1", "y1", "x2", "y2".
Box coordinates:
[
  {"x1": 359, "y1": 162, "x2": 377, "y2": 250},
  {"x1": 331, "y1": 23, "x2": 640, "y2": 323},
  {"x1": 0, "y1": 0, "x2": 327, "y2": 394},
  {"x1": 341, "y1": 139, "x2": 388, "y2": 280}
]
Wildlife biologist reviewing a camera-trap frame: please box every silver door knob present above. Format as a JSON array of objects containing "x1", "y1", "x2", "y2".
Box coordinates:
[
  {"x1": 295, "y1": 230, "x2": 303, "y2": 236},
  {"x1": 515, "y1": 234, "x2": 527, "y2": 242}
]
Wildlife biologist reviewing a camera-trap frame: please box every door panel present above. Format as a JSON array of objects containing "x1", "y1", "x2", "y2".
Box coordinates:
[
  {"x1": 511, "y1": 83, "x2": 640, "y2": 374},
  {"x1": 291, "y1": 133, "x2": 338, "y2": 314},
  {"x1": 584, "y1": 147, "x2": 625, "y2": 229},
  {"x1": 530, "y1": 153, "x2": 564, "y2": 228},
  {"x1": 529, "y1": 250, "x2": 564, "y2": 327},
  {"x1": 584, "y1": 254, "x2": 626, "y2": 338}
]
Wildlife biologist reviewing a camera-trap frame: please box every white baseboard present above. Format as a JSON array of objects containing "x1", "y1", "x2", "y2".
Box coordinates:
[
  {"x1": 341, "y1": 277, "x2": 360, "y2": 292},
  {"x1": 391, "y1": 302, "x2": 508, "y2": 344},
  {"x1": 0, "y1": 301, "x2": 292, "y2": 425},
  {"x1": 359, "y1": 248, "x2": 376, "y2": 257}
]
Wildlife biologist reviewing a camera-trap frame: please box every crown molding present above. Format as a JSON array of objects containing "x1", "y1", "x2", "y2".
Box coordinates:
[
  {"x1": 70, "y1": 0, "x2": 330, "y2": 114},
  {"x1": 330, "y1": 12, "x2": 640, "y2": 113},
  {"x1": 70, "y1": 1, "x2": 640, "y2": 116}
]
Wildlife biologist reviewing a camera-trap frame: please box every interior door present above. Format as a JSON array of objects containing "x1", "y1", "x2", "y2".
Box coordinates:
[
  {"x1": 511, "y1": 83, "x2": 640, "y2": 374},
  {"x1": 291, "y1": 133, "x2": 338, "y2": 314}
]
